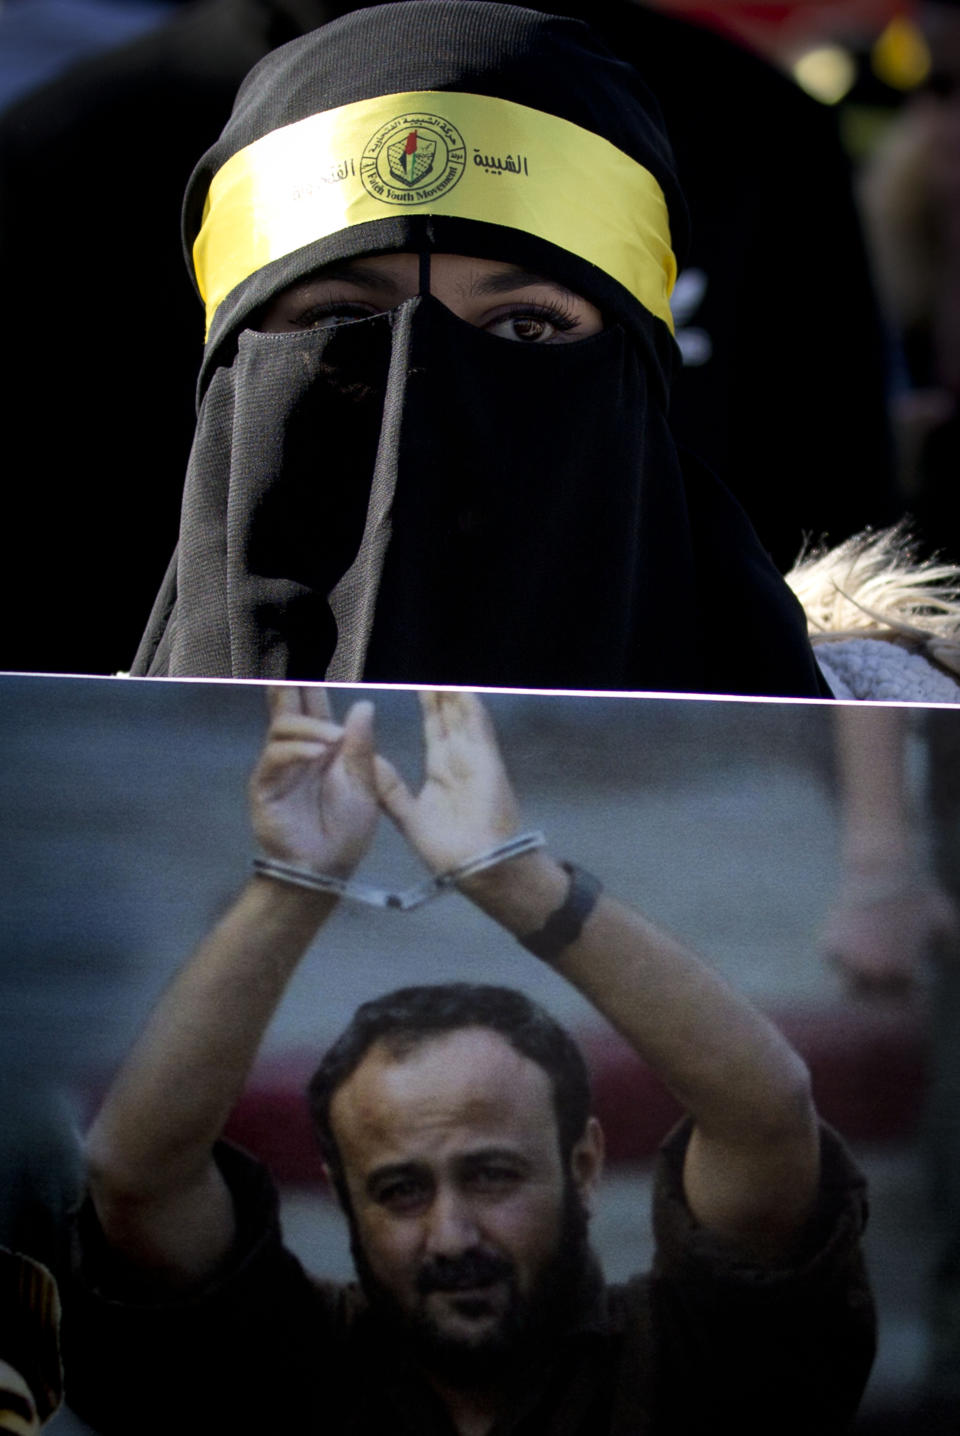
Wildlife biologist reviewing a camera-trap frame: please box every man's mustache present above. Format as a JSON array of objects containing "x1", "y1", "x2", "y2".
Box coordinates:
[{"x1": 417, "y1": 1249, "x2": 514, "y2": 1294}]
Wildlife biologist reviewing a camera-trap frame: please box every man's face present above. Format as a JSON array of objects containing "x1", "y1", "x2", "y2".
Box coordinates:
[{"x1": 328, "y1": 1027, "x2": 602, "y2": 1379}]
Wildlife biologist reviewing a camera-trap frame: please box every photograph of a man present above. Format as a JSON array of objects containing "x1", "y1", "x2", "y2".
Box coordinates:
[{"x1": 62, "y1": 689, "x2": 875, "y2": 1434}]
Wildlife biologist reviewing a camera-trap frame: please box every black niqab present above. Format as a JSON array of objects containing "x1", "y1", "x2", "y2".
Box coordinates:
[{"x1": 132, "y1": 0, "x2": 828, "y2": 697}]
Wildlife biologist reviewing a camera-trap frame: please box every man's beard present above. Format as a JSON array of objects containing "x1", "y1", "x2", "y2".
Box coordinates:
[{"x1": 348, "y1": 1181, "x2": 593, "y2": 1389}]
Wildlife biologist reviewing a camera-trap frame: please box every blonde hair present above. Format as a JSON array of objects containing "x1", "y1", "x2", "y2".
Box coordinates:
[{"x1": 786, "y1": 524, "x2": 960, "y2": 678}]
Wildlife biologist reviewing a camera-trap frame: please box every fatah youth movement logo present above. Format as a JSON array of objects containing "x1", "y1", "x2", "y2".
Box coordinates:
[
  {"x1": 361, "y1": 112, "x2": 466, "y2": 205},
  {"x1": 389, "y1": 130, "x2": 435, "y2": 185}
]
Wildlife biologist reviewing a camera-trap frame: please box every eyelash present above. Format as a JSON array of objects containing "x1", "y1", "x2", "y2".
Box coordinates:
[
  {"x1": 494, "y1": 302, "x2": 580, "y2": 334},
  {"x1": 289, "y1": 301, "x2": 376, "y2": 329}
]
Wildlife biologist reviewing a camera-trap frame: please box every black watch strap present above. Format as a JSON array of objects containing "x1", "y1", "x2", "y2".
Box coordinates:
[{"x1": 519, "y1": 862, "x2": 603, "y2": 962}]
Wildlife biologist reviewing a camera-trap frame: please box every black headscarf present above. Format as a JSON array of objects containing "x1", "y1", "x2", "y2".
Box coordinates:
[{"x1": 132, "y1": 0, "x2": 828, "y2": 696}]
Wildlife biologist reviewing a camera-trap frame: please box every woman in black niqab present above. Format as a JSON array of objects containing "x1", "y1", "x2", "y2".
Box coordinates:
[{"x1": 132, "y1": 0, "x2": 828, "y2": 696}]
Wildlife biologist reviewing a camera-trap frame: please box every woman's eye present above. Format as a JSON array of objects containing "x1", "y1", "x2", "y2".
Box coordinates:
[
  {"x1": 290, "y1": 303, "x2": 377, "y2": 330},
  {"x1": 485, "y1": 309, "x2": 578, "y2": 344}
]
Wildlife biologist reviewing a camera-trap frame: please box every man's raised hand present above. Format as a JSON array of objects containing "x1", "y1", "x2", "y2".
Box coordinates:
[
  {"x1": 250, "y1": 686, "x2": 379, "y2": 877},
  {"x1": 820, "y1": 873, "x2": 960, "y2": 996},
  {"x1": 374, "y1": 691, "x2": 521, "y2": 874}
]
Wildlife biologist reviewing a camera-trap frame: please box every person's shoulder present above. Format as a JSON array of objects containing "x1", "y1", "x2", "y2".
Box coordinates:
[
  {"x1": 63, "y1": 1142, "x2": 349, "y2": 1432},
  {"x1": 814, "y1": 638, "x2": 960, "y2": 703},
  {"x1": 647, "y1": 1118, "x2": 868, "y2": 1275},
  {"x1": 786, "y1": 525, "x2": 960, "y2": 704}
]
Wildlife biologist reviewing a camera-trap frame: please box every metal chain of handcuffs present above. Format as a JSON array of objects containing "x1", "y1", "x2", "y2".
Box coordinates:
[
  {"x1": 253, "y1": 830, "x2": 547, "y2": 911},
  {"x1": 253, "y1": 829, "x2": 603, "y2": 959}
]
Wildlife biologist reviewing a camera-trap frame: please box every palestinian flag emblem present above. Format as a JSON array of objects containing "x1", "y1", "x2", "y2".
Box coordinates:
[
  {"x1": 361, "y1": 112, "x2": 466, "y2": 205},
  {"x1": 388, "y1": 130, "x2": 436, "y2": 186}
]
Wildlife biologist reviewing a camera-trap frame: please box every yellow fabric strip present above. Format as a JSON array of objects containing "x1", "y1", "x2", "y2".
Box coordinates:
[{"x1": 195, "y1": 90, "x2": 676, "y2": 336}]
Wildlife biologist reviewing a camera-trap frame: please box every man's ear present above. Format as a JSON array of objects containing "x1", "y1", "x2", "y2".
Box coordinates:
[{"x1": 569, "y1": 1116, "x2": 604, "y2": 1212}]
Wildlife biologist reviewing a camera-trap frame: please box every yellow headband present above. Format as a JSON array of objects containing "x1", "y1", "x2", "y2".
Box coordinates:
[{"x1": 194, "y1": 90, "x2": 676, "y2": 336}]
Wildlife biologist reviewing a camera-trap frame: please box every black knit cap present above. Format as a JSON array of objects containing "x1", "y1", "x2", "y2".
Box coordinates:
[{"x1": 184, "y1": 0, "x2": 689, "y2": 391}]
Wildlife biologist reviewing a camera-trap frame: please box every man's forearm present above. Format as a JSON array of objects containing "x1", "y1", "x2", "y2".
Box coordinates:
[
  {"x1": 86, "y1": 877, "x2": 333, "y2": 1279},
  {"x1": 462, "y1": 850, "x2": 819, "y2": 1253},
  {"x1": 86, "y1": 687, "x2": 379, "y2": 1283}
]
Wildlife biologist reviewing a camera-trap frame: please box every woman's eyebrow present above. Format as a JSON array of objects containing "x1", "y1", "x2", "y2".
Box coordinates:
[
  {"x1": 470, "y1": 268, "x2": 577, "y2": 297},
  {"x1": 310, "y1": 261, "x2": 403, "y2": 292}
]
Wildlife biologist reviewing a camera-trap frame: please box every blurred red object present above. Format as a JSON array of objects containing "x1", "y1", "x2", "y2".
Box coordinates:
[{"x1": 646, "y1": 0, "x2": 912, "y2": 59}]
